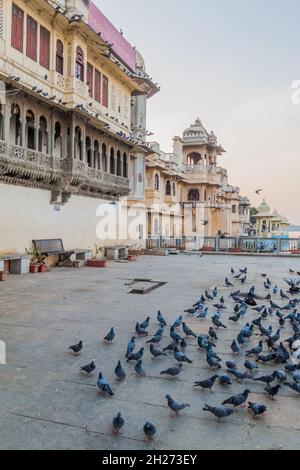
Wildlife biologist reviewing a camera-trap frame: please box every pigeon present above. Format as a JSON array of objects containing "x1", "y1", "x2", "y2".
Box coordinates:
[
  {"x1": 69, "y1": 340, "x2": 83, "y2": 355},
  {"x1": 126, "y1": 337, "x2": 136, "y2": 358},
  {"x1": 112, "y1": 412, "x2": 125, "y2": 435},
  {"x1": 80, "y1": 361, "x2": 96, "y2": 375},
  {"x1": 146, "y1": 334, "x2": 163, "y2": 344},
  {"x1": 209, "y1": 327, "x2": 218, "y2": 341},
  {"x1": 273, "y1": 370, "x2": 287, "y2": 383},
  {"x1": 182, "y1": 322, "x2": 197, "y2": 338},
  {"x1": 160, "y1": 364, "x2": 183, "y2": 377},
  {"x1": 173, "y1": 316, "x2": 183, "y2": 328},
  {"x1": 143, "y1": 422, "x2": 157, "y2": 443},
  {"x1": 157, "y1": 310, "x2": 167, "y2": 326},
  {"x1": 197, "y1": 308, "x2": 209, "y2": 319},
  {"x1": 205, "y1": 290, "x2": 214, "y2": 301},
  {"x1": 104, "y1": 328, "x2": 115, "y2": 343},
  {"x1": 256, "y1": 353, "x2": 276, "y2": 363},
  {"x1": 226, "y1": 361, "x2": 237, "y2": 370},
  {"x1": 170, "y1": 326, "x2": 182, "y2": 342},
  {"x1": 206, "y1": 354, "x2": 221, "y2": 370},
  {"x1": 229, "y1": 313, "x2": 241, "y2": 323},
  {"x1": 114, "y1": 361, "x2": 126, "y2": 381},
  {"x1": 293, "y1": 371, "x2": 300, "y2": 383},
  {"x1": 254, "y1": 374, "x2": 276, "y2": 385},
  {"x1": 163, "y1": 342, "x2": 178, "y2": 353},
  {"x1": 244, "y1": 360, "x2": 259, "y2": 373},
  {"x1": 180, "y1": 338, "x2": 188, "y2": 350},
  {"x1": 284, "y1": 382, "x2": 300, "y2": 394},
  {"x1": 127, "y1": 348, "x2": 144, "y2": 362},
  {"x1": 231, "y1": 340, "x2": 241, "y2": 355},
  {"x1": 165, "y1": 395, "x2": 191, "y2": 417},
  {"x1": 203, "y1": 404, "x2": 234, "y2": 421},
  {"x1": 97, "y1": 372, "x2": 114, "y2": 396},
  {"x1": 265, "y1": 384, "x2": 281, "y2": 399},
  {"x1": 150, "y1": 344, "x2": 167, "y2": 359},
  {"x1": 212, "y1": 316, "x2": 227, "y2": 329},
  {"x1": 135, "y1": 360, "x2": 146, "y2": 377},
  {"x1": 248, "y1": 402, "x2": 267, "y2": 418},
  {"x1": 194, "y1": 375, "x2": 219, "y2": 391},
  {"x1": 140, "y1": 317, "x2": 150, "y2": 330},
  {"x1": 174, "y1": 347, "x2": 192, "y2": 364},
  {"x1": 222, "y1": 389, "x2": 250, "y2": 407},
  {"x1": 219, "y1": 374, "x2": 232, "y2": 386},
  {"x1": 225, "y1": 278, "x2": 234, "y2": 287},
  {"x1": 228, "y1": 369, "x2": 252, "y2": 382},
  {"x1": 246, "y1": 341, "x2": 263, "y2": 357},
  {"x1": 135, "y1": 323, "x2": 148, "y2": 336}
]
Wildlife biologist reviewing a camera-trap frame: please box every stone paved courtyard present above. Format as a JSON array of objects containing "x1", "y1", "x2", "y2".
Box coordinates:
[{"x1": 1, "y1": 254, "x2": 300, "y2": 450}]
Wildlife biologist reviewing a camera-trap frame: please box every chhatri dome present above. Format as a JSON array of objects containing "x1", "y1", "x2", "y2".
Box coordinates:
[
  {"x1": 183, "y1": 118, "x2": 219, "y2": 147},
  {"x1": 256, "y1": 199, "x2": 273, "y2": 217}
]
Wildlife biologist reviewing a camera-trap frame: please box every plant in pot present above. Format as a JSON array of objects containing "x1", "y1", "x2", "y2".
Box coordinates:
[
  {"x1": 26, "y1": 248, "x2": 47, "y2": 273},
  {"x1": 87, "y1": 245, "x2": 107, "y2": 268}
]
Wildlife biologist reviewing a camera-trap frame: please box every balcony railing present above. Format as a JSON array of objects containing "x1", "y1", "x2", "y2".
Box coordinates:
[
  {"x1": 72, "y1": 160, "x2": 130, "y2": 194},
  {"x1": 145, "y1": 236, "x2": 300, "y2": 254}
]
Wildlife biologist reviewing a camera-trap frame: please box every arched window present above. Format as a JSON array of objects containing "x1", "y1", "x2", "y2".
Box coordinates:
[
  {"x1": 188, "y1": 189, "x2": 200, "y2": 202},
  {"x1": 123, "y1": 153, "x2": 128, "y2": 178},
  {"x1": 165, "y1": 180, "x2": 171, "y2": 196},
  {"x1": 102, "y1": 143, "x2": 107, "y2": 172},
  {"x1": 86, "y1": 136, "x2": 92, "y2": 167},
  {"x1": 74, "y1": 126, "x2": 82, "y2": 160},
  {"x1": 75, "y1": 46, "x2": 84, "y2": 82},
  {"x1": 10, "y1": 104, "x2": 21, "y2": 145},
  {"x1": 54, "y1": 122, "x2": 62, "y2": 158},
  {"x1": 110, "y1": 148, "x2": 115, "y2": 174},
  {"x1": 94, "y1": 140, "x2": 100, "y2": 169},
  {"x1": 117, "y1": 151, "x2": 121, "y2": 176},
  {"x1": 25, "y1": 110, "x2": 35, "y2": 150},
  {"x1": 56, "y1": 40, "x2": 64, "y2": 75},
  {"x1": 38, "y1": 116, "x2": 48, "y2": 153},
  {"x1": 172, "y1": 182, "x2": 176, "y2": 196},
  {"x1": 154, "y1": 173, "x2": 159, "y2": 191}
]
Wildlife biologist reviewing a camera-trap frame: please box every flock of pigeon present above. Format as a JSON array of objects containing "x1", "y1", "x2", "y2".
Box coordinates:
[{"x1": 69, "y1": 266, "x2": 300, "y2": 444}]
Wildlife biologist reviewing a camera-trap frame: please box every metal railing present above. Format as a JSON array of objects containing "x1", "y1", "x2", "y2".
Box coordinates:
[{"x1": 146, "y1": 236, "x2": 300, "y2": 254}]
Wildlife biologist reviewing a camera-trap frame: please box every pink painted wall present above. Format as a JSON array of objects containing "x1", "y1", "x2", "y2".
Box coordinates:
[{"x1": 88, "y1": 1, "x2": 137, "y2": 71}]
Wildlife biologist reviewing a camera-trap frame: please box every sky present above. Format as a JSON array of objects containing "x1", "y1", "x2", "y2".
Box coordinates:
[{"x1": 96, "y1": 0, "x2": 300, "y2": 224}]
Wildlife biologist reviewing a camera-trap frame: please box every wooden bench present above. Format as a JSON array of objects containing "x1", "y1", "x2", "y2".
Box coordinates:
[{"x1": 33, "y1": 239, "x2": 75, "y2": 266}]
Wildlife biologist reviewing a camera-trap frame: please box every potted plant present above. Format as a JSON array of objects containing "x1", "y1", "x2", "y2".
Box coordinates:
[
  {"x1": 26, "y1": 248, "x2": 47, "y2": 273},
  {"x1": 87, "y1": 245, "x2": 107, "y2": 268},
  {"x1": 127, "y1": 247, "x2": 138, "y2": 261}
]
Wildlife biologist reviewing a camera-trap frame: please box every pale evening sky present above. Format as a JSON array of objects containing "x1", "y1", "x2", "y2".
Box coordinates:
[{"x1": 96, "y1": 0, "x2": 300, "y2": 224}]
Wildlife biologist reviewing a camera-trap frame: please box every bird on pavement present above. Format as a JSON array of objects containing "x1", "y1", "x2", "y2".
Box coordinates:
[
  {"x1": 203, "y1": 404, "x2": 234, "y2": 421},
  {"x1": 264, "y1": 384, "x2": 281, "y2": 399},
  {"x1": 114, "y1": 361, "x2": 126, "y2": 382},
  {"x1": 143, "y1": 422, "x2": 157, "y2": 443},
  {"x1": 104, "y1": 328, "x2": 115, "y2": 343},
  {"x1": 80, "y1": 361, "x2": 96, "y2": 375},
  {"x1": 126, "y1": 347, "x2": 144, "y2": 362},
  {"x1": 69, "y1": 340, "x2": 83, "y2": 355},
  {"x1": 222, "y1": 389, "x2": 250, "y2": 407},
  {"x1": 160, "y1": 363, "x2": 183, "y2": 377},
  {"x1": 135, "y1": 360, "x2": 146, "y2": 377},
  {"x1": 182, "y1": 322, "x2": 197, "y2": 338},
  {"x1": 97, "y1": 372, "x2": 114, "y2": 396},
  {"x1": 194, "y1": 375, "x2": 219, "y2": 392},
  {"x1": 248, "y1": 402, "x2": 267, "y2": 418},
  {"x1": 165, "y1": 395, "x2": 191, "y2": 417},
  {"x1": 112, "y1": 412, "x2": 125, "y2": 435},
  {"x1": 150, "y1": 344, "x2": 167, "y2": 359}
]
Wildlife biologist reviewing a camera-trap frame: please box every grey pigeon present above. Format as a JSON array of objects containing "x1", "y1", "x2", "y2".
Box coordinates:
[
  {"x1": 135, "y1": 360, "x2": 146, "y2": 377},
  {"x1": 222, "y1": 389, "x2": 250, "y2": 407},
  {"x1": 231, "y1": 340, "x2": 241, "y2": 355},
  {"x1": 203, "y1": 404, "x2": 234, "y2": 421},
  {"x1": 244, "y1": 360, "x2": 259, "y2": 373},
  {"x1": 284, "y1": 382, "x2": 300, "y2": 394},
  {"x1": 265, "y1": 383, "x2": 281, "y2": 399},
  {"x1": 135, "y1": 323, "x2": 148, "y2": 336},
  {"x1": 126, "y1": 337, "x2": 136, "y2": 358},
  {"x1": 246, "y1": 341, "x2": 263, "y2": 357},
  {"x1": 182, "y1": 322, "x2": 197, "y2": 338},
  {"x1": 194, "y1": 375, "x2": 219, "y2": 391},
  {"x1": 97, "y1": 372, "x2": 114, "y2": 396},
  {"x1": 114, "y1": 361, "x2": 126, "y2": 381},
  {"x1": 140, "y1": 317, "x2": 150, "y2": 330},
  {"x1": 219, "y1": 374, "x2": 232, "y2": 386},
  {"x1": 174, "y1": 347, "x2": 192, "y2": 364},
  {"x1": 157, "y1": 310, "x2": 167, "y2": 326},
  {"x1": 160, "y1": 363, "x2": 183, "y2": 377},
  {"x1": 143, "y1": 422, "x2": 157, "y2": 443},
  {"x1": 206, "y1": 354, "x2": 221, "y2": 370},
  {"x1": 273, "y1": 370, "x2": 287, "y2": 383},
  {"x1": 173, "y1": 316, "x2": 183, "y2": 328},
  {"x1": 127, "y1": 347, "x2": 144, "y2": 362},
  {"x1": 80, "y1": 361, "x2": 96, "y2": 375},
  {"x1": 69, "y1": 340, "x2": 83, "y2": 355},
  {"x1": 150, "y1": 344, "x2": 167, "y2": 359},
  {"x1": 293, "y1": 371, "x2": 300, "y2": 383},
  {"x1": 112, "y1": 412, "x2": 125, "y2": 435},
  {"x1": 104, "y1": 328, "x2": 115, "y2": 343},
  {"x1": 254, "y1": 375, "x2": 275, "y2": 385},
  {"x1": 248, "y1": 402, "x2": 267, "y2": 417},
  {"x1": 165, "y1": 394, "x2": 191, "y2": 417}
]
